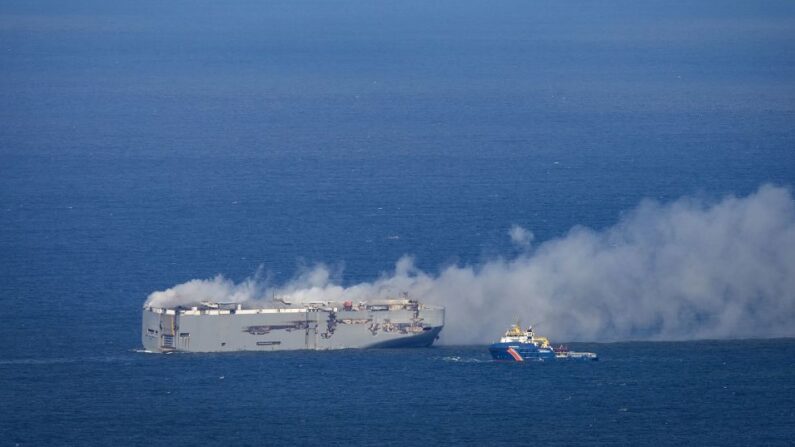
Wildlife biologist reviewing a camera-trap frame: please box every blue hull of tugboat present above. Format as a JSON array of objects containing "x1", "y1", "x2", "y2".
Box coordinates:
[{"x1": 489, "y1": 342, "x2": 556, "y2": 362}]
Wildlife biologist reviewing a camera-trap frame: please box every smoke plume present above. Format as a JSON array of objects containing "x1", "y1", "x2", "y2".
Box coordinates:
[{"x1": 145, "y1": 184, "x2": 795, "y2": 343}]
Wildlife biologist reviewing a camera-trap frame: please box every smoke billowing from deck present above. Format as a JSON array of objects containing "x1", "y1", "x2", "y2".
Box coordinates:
[{"x1": 145, "y1": 184, "x2": 795, "y2": 343}]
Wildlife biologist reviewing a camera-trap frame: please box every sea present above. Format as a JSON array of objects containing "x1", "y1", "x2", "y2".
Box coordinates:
[{"x1": 1, "y1": 0, "x2": 794, "y2": 445}]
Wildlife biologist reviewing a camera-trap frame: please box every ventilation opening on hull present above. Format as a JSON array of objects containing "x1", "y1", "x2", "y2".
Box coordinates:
[{"x1": 256, "y1": 341, "x2": 282, "y2": 346}]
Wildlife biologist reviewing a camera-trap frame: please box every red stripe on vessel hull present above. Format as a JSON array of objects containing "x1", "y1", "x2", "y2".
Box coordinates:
[{"x1": 506, "y1": 347, "x2": 523, "y2": 362}]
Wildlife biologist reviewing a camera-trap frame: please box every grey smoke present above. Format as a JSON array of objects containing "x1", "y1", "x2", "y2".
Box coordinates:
[{"x1": 146, "y1": 184, "x2": 795, "y2": 343}]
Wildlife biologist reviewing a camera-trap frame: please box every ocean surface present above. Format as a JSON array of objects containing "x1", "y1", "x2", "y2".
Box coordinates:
[
  {"x1": 2, "y1": 342, "x2": 794, "y2": 446},
  {"x1": 1, "y1": 0, "x2": 795, "y2": 445}
]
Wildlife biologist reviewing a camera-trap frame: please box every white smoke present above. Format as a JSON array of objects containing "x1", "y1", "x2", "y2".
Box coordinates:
[
  {"x1": 145, "y1": 184, "x2": 795, "y2": 343},
  {"x1": 145, "y1": 274, "x2": 264, "y2": 309},
  {"x1": 508, "y1": 224, "x2": 534, "y2": 249}
]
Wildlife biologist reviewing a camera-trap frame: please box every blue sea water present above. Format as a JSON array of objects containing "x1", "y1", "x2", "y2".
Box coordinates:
[
  {"x1": 2, "y1": 342, "x2": 794, "y2": 446},
  {"x1": 1, "y1": 0, "x2": 795, "y2": 445}
]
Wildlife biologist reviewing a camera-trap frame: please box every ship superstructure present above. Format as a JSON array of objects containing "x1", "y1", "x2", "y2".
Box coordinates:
[{"x1": 142, "y1": 298, "x2": 444, "y2": 353}]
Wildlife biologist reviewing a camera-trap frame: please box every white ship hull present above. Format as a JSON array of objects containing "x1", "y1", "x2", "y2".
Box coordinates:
[{"x1": 142, "y1": 300, "x2": 444, "y2": 353}]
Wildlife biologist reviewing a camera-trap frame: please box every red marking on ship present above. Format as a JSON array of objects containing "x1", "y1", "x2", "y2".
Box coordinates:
[{"x1": 506, "y1": 347, "x2": 524, "y2": 362}]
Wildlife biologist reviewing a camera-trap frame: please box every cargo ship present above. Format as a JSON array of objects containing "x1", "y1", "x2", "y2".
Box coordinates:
[
  {"x1": 142, "y1": 298, "x2": 444, "y2": 353},
  {"x1": 488, "y1": 324, "x2": 598, "y2": 362}
]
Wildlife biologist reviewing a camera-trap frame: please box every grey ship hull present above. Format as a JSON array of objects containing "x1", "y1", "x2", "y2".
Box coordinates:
[{"x1": 142, "y1": 302, "x2": 444, "y2": 353}]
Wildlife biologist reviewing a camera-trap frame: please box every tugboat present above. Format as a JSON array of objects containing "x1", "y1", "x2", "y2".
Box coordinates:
[{"x1": 489, "y1": 323, "x2": 598, "y2": 362}]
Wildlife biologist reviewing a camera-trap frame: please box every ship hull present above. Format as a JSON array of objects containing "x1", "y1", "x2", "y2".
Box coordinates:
[
  {"x1": 489, "y1": 342, "x2": 556, "y2": 362},
  {"x1": 142, "y1": 304, "x2": 444, "y2": 353}
]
